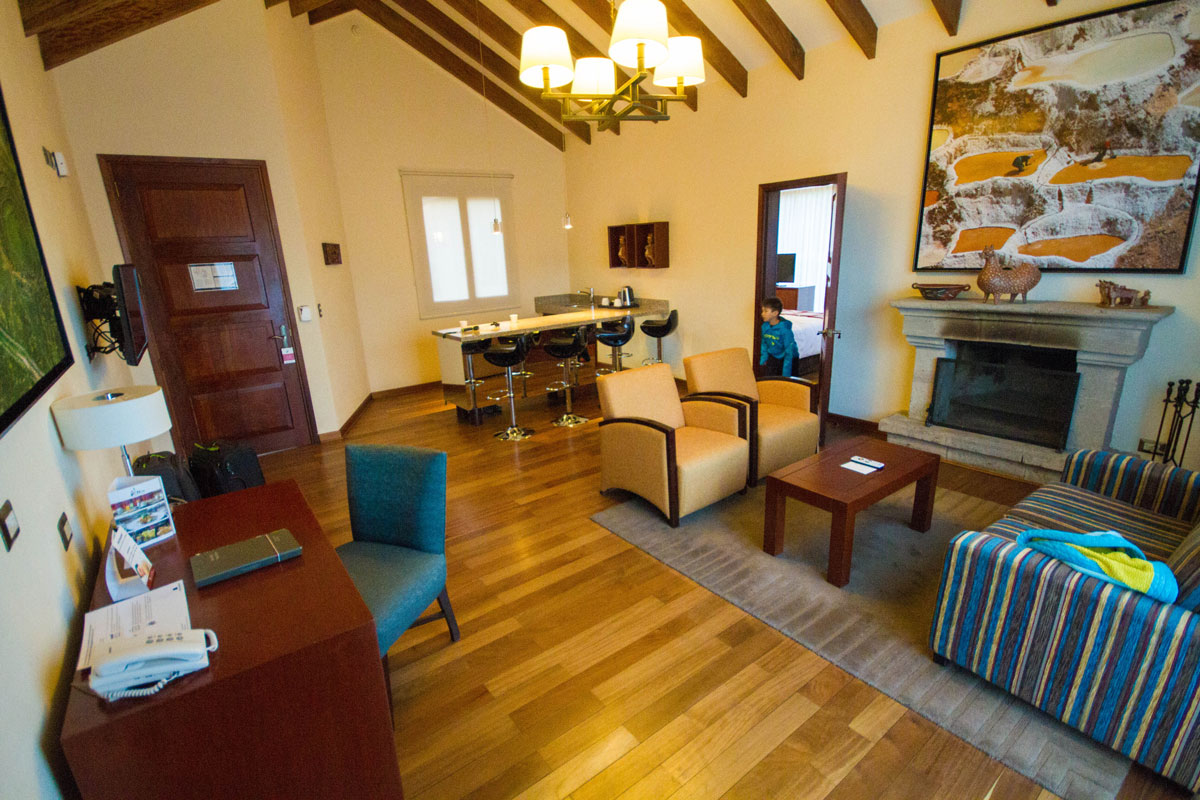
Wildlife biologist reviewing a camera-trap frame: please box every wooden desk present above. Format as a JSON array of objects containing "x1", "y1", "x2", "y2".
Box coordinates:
[
  {"x1": 61, "y1": 481, "x2": 403, "y2": 800},
  {"x1": 763, "y1": 437, "x2": 940, "y2": 587}
]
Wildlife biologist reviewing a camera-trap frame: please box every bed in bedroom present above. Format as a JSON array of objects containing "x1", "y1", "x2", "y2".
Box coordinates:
[{"x1": 782, "y1": 310, "x2": 823, "y2": 377}]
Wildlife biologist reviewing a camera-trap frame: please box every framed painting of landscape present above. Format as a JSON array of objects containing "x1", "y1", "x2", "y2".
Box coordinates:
[
  {"x1": 0, "y1": 83, "x2": 73, "y2": 440},
  {"x1": 914, "y1": 0, "x2": 1200, "y2": 273}
]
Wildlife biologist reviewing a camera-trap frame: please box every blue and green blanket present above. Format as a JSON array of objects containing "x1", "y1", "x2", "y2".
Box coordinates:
[{"x1": 1016, "y1": 529, "x2": 1179, "y2": 604}]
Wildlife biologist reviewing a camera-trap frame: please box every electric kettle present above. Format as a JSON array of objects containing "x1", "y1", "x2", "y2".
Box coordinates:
[{"x1": 617, "y1": 286, "x2": 635, "y2": 306}]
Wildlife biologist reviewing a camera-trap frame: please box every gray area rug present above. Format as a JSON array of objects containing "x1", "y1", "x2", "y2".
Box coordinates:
[{"x1": 591, "y1": 485, "x2": 1134, "y2": 800}]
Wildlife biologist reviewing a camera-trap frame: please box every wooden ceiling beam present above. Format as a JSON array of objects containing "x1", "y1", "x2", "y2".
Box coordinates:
[
  {"x1": 19, "y1": 0, "x2": 106, "y2": 36},
  {"x1": 730, "y1": 0, "x2": 808, "y2": 76},
  {"x1": 308, "y1": 0, "x2": 355, "y2": 23},
  {"x1": 440, "y1": 0, "x2": 521, "y2": 59},
  {"x1": 388, "y1": 0, "x2": 590, "y2": 143},
  {"x1": 34, "y1": 0, "x2": 220, "y2": 69},
  {"x1": 820, "y1": 0, "x2": 875, "y2": 59},
  {"x1": 354, "y1": 0, "x2": 564, "y2": 149},
  {"x1": 288, "y1": 0, "x2": 340, "y2": 15},
  {"x1": 929, "y1": 0, "x2": 961, "y2": 36}
]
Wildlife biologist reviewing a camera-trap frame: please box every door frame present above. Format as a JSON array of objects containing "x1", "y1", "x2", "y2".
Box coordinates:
[
  {"x1": 753, "y1": 172, "x2": 847, "y2": 446},
  {"x1": 98, "y1": 154, "x2": 319, "y2": 453}
]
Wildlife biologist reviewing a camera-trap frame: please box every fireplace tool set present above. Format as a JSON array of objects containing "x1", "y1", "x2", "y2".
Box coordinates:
[{"x1": 1152, "y1": 379, "x2": 1198, "y2": 466}]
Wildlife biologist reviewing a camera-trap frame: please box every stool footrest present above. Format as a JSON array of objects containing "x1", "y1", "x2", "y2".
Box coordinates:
[{"x1": 486, "y1": 390, "x2": 513, "y2": 402}]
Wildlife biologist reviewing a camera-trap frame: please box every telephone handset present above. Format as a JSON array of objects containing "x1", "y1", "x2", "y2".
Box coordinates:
[{"x1": 88, "y1": 629, "x2": 218, "y2": 701}]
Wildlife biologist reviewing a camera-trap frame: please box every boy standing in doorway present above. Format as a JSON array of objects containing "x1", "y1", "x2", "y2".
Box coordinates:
[{"x1": 759, "y1": 297, "x2": 797, "y2": 377}]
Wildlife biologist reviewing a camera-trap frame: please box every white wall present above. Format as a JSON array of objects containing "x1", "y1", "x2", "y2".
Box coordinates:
[
  {"x1": 312, "y1": 11, "x2": 570, "y2": 392},
  {"x1": 0, "y1": 1, "x2": 136, "y2": 795},
  {"x1": 51, "y1": 0, "x2": 371, "y2": 434},
  {"x1": 566, "y1": 0, "x2": 1200, "y2": 470}
]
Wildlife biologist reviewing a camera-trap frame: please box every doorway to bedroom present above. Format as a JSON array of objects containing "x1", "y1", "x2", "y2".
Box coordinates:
[{"x1": 753, "y1": 173, "x2": 847, "y2": 446}]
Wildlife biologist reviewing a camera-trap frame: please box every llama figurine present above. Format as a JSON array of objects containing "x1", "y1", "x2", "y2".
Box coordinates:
[{"x1": 977, "y1": 245, "x2": 1041, "y2": 303}]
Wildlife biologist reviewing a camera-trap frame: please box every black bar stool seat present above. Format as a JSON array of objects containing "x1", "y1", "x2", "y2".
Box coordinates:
[
  {"x1": 543, "y1": 327, "x2": 589, "y2": 427},
  {"x1": 596, "y1": 316, "x2": 634, "y2": 375},
  {"x1": 640, "y1": 309, "x2": 678, "y2": 365},
  {"x1": 483, "y1": 334, "x2": 534, "y2": 441}
]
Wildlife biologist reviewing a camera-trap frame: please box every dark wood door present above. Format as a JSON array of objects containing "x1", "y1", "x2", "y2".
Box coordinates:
[
  {"x1": 100, "y1": 156, "x2": 317, "y2": 454},
  {"x1": 754, "y1": 173, "x2": 848, "y2": 447}
]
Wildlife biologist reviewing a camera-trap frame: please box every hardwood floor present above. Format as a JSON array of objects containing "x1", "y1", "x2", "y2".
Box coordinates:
[{"x1": 260, "y1": 387, "x2": 1188, "y2": 800}]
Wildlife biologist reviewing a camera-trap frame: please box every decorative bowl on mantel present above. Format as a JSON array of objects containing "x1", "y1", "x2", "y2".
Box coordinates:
[{"x1": 912, "y1": 283, "x2": 971, "y2": 301}]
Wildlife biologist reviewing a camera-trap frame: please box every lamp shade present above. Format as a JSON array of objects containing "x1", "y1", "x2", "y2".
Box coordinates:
[
  {"x1": 520, "y1": 26, "x2": 574, "y2": 88},
  {"x1": 571, "y1": 57, "x2": 617, "y2": 97},
  {"x1": 608, "y1": 0, "x2": 669, "y2": 69},
  {"x1": 51, "y1": 386, "x2": 172, "y2": 452},
  {"x1": 653, "y1": 36, "x2": 705, "y2": 87}
]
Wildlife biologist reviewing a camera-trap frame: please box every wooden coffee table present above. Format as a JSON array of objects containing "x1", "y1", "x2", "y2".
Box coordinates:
[{"x1": 763, "y1": 435, "x2": 940, "y2": 587}]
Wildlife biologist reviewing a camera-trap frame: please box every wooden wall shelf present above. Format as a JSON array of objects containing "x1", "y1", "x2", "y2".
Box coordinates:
[{"x1": 607, "y1": 221, "x2": 669, "y2": 269}]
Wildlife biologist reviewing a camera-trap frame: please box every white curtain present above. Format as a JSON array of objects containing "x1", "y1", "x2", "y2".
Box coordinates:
[{"x1": 777, "y1": 184, "x2": 835, "y2": 312}]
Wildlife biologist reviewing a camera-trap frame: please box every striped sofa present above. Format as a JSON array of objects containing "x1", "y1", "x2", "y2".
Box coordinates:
[{"x1": 931, "y1": 449, "x2": 1200, "y2": 791}]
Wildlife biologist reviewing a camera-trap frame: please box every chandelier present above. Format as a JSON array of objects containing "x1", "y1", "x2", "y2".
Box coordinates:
[{"x1": 518, "y1": 0, "x2": 705, "y2": 132}]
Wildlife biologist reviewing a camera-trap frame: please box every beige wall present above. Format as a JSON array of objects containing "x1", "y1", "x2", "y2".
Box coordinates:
[
  {"x1": 0, "y1": 1, "x2": 136, "y2": 795},
  {"x1": 312, "y1": 11, "x2": 569, "y2": 392},
  {"x1": 566, "y1": 0, "x2": 1200, "y2": 470},
  {"x1": 51, "y1": 0, "x2": 370, "y2": 434}
]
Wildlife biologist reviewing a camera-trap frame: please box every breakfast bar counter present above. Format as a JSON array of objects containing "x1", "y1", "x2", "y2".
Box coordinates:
[{"x1": 432, "y1": 295, "x2": 669, "y2": 423}]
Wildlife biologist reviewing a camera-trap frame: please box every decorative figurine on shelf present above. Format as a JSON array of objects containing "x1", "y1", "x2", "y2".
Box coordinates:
[
  {"x1": 1097, "y1": 279, "x2": 1151, "y2": 308},
  {"x1": 644, "y1": 233, "x2": 655, "y2": 267},
  {"x1": 617, "y1": 234, "x2": 628, "y2": 267},
  {"x1": 977, "y1": 245, "x2": 1041, "y2": 303}
]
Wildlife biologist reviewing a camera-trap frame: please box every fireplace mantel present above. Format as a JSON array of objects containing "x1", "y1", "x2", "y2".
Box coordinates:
[{"x1": 880, "y1": 298, "x2": 1174, "y2": 480}]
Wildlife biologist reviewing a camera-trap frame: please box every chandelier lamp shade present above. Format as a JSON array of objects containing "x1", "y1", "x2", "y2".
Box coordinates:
[{"x1": 518, "y1": 0, "x2": 703, "y2": 131}]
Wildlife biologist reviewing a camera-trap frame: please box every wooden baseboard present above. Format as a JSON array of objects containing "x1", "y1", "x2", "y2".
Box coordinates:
[
  {"x1": 316, "y1": 393, "x2": 375, "y2": 443},
  {"x1": 826, "y1": 413, "x2": 881, "y2": 437},
  {"x1": 370, "y1": 381, "x2": 440, "y2": 400}
]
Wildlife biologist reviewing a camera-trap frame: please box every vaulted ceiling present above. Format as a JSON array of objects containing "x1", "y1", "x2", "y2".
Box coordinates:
[{"x1": 16, "y1": 0, "x2": 1055, "y2": 150}]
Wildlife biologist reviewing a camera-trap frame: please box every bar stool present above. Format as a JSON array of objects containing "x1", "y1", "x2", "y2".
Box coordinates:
[
  {"x1": 461, "y1": 338, "x2": 488, "y2": 405},
  {"x1": 640, "y1": 309, "x2": 678, "y2": 365},
  {"x1": 595, "y1": 316, "x2": 634, "y2": 375},
  {"x1": 484, "y1": 334, "x2": 535, "y2": 441},
  {"x1": 544, "y1": 327, "x2": 589, "y2": 427}
]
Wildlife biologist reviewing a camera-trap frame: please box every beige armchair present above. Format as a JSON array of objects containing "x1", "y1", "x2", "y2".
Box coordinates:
[
  {"x1": 597, "y1": 363, "x2": 750, "y2": 527},
  {"x1": 683, "y1": 347, "x2": 819, "y2": 485}
]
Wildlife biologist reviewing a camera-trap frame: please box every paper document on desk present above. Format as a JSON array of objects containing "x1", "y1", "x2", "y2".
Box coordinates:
[{"x1": 76, "y1": 580, "x2": 191, "y2": 671}]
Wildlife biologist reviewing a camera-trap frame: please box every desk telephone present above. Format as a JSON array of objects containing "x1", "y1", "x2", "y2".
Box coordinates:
[{"x1": 89, "y1": 629, "x2": 218, "y2": 701}]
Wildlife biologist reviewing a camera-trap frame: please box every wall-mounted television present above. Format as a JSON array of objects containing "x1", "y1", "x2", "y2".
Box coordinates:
[
  {"x1": 775, "y1": 253, "x2": 796, "y2": 284},
  {"x1": 76, "y1": 264, "x2": 149, "y2": 366}
]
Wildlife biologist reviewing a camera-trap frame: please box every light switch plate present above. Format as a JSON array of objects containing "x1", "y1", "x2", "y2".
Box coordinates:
[
  {"x1": 57, "y1": 512, "x2": 73, "y2": 551},
  {"x1": 0, "y1": 500, "x2": 19, "y2": 552}
]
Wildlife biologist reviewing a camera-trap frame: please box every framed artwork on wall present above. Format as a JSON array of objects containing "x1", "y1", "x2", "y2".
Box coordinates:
[
  {"x1": 0, "y1": 81, "x2": 74, "y2": 440},
  {"x1": 914, "y1": 0, "x2": 1200, "y2": 273}
]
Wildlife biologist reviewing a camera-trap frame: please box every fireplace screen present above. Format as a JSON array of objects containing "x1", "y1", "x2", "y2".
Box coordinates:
[{"x1": 927, "y1": 358, "x2": 1080, "y2": 450}]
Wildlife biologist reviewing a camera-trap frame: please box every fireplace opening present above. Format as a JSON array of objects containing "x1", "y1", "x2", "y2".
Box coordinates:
[{"x1": 927, "y1": 341, "x2": 1080, "y2": 450}]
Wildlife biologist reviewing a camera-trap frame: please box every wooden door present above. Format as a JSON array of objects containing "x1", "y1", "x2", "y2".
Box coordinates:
[
  {"x1": 100, "y1": 155, "x2": 317, "y2": 455},
  {"x1": 754, "y1": 173, "x2": 847, "y2": 447}
]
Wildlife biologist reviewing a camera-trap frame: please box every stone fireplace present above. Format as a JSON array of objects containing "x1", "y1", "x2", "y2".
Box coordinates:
[{"x1": 879, "y1": 299, "x2": 1173, "y2": 481}]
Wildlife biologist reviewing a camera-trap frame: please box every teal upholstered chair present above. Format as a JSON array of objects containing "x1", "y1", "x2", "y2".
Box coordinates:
[{"x1": 335, "y1": 444, "x2": 460, "y2": 709}]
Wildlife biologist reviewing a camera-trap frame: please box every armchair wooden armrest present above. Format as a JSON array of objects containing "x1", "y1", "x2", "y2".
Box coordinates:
[
  {"x1": 756, "y1": 377, "x2": 812, "y2": 411},
  {"x1": 598, "y1": 417, "x2": 678, "y2": 525},
  {"x1": 680, "y1": 396, "x2": 747, "y2": 440}
]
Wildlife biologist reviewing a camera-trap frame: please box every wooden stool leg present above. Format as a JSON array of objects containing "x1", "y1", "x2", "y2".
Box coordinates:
[
  {"x1": 827, "y1": 506, "x2": 856, "y2": 587},
  {"x1": 438, "y1": 587, "x2": 461, "y2": 642}
]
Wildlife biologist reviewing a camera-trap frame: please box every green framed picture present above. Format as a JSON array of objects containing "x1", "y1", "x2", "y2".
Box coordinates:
[{"x1": 0, "y1": 80, "x2": 73, "y2": 439}]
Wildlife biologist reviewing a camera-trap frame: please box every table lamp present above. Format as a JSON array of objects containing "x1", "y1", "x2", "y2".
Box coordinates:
[{"x1": 51, "y1": 386, "x2": 173, "y2": 475}]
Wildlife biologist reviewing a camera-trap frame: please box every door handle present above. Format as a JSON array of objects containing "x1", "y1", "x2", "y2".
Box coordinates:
[
  {"x1": 271, "y1": 324, "x2": 291, "y2": 348},
  {"x1": 819, "y1": 328, "x2": 841, "y2": 339}
]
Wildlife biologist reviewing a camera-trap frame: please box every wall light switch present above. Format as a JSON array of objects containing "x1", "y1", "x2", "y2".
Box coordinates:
[
  {"x1": 298, "y1": 305, "x2": 313, "y2": 322},
  {"x1": 58, "y1": 513, "x2": 73, "y2": 551},
  {"x1": 53, "y1": 152, "x2": 69, "y2": 177},
  {"x1": 0, "y1": 500, "x2": 19, "y2": 552}
]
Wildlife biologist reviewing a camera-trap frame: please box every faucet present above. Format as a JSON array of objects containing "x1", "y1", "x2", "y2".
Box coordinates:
[{"x1": 578, "y1": 287, "x2": 594, "y2": 307}]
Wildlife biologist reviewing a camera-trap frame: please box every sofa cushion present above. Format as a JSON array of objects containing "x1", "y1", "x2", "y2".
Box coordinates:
[
  {"x1": 1005, "y1": 482, "x2": 1190, "y2": 561},
  {"x1": 1168, "y1": 524, "x2": 1200, "y2": 611}
]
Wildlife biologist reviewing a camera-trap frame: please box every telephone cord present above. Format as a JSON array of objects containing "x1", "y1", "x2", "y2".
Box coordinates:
[{"x1": 103, "y1": 671, "x2": 181, "y2": 702}]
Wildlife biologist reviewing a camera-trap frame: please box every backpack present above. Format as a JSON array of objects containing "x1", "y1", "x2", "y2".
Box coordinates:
[
  {"x1": 132, "y1": 451, "x2": 202, "y2": 503},
  {"x1": 189, "y1": 440, "x2": 266, "y2": 498}
]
